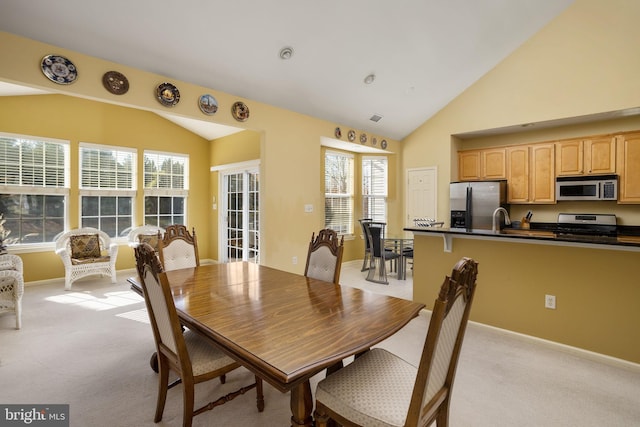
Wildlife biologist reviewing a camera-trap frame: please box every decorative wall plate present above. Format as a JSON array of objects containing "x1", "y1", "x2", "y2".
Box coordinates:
[
  {"x1": 198, "y1": 94, "x2": 218, "y2": 115},
  {"x1": 372, "y1": 137, "x2": 378, "y2": 146},
  {"x1": 231, "y1": 101, "x2": 250, "y2": 122},
  {"x1": 41, "y1": 54, "x2": 78, "y2": 84},
  {"x1": 360, "y1": 133, "x2": 367, "y2": 144},
  {"x1": 156, "y1": 82, "x2": 180, "y2": 107},
  {"x1": 347, "y1": 130, "x2": 356, "y2": 142},
  {"x1": 381, "y1": 139, "x2": 388, "y2": 149},
  {"x1": 102, "y1": 71, "x2": 129, "y2": 95},
  {"x1": 335, "y1": 127, "x2": 342, "y2": 139}
]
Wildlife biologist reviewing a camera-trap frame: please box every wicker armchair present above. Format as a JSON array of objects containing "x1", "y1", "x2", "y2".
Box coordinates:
[
  {"x1": 0, "y1": 254, "x2": 24, "y2": 329},
  {"x1": 127, "y1": 225, "x2": 165, "y2": 251},
  {"x1": 55, "y1": 227, "x2": 118, "y2": 290}
]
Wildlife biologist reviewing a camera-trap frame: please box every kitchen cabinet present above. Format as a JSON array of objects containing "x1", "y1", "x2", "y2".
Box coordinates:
[
  {"x1": 506, "y1": 143, "x2": 555, "y2": 203},
  {"x1": 556, "y1": 136, "x2": 616, "y2": 176},
  {"x1": 458, "y1": 148, "x2": 506, "y2": 181},
  {"x1": 616, "y1": 132, "x2": 640, "y2": 203}
]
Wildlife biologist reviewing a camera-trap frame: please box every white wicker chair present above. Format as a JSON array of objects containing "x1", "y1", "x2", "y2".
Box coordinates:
[
  {"x1": 55, "y1": 227, "x2": 118, "y2": 290},
  {"x1": 127, "y1": 225, "x2": 165, "y2": 251},
  {"x1": 0, "y1": 254, "x2": 24, "y2": 329}
]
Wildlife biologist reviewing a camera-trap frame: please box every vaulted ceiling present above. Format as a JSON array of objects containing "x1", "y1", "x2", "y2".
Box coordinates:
[{"x1": 0, "y1": 0, "x2": 574, "y2": 140}]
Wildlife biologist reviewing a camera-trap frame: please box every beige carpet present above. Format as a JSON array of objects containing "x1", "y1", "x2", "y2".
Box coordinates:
[{"x1": 1, "y1": 261, "x2": 639, "y2": 426}]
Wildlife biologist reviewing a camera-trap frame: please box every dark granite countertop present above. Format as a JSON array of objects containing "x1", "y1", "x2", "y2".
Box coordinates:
[{"x1": 404, "y1": 223, "x2": 640, "y2": 249}]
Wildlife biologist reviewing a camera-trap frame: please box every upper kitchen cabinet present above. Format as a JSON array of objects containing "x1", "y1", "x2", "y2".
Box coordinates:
[
  {"x1": 507, "y1": 143, "x2": 555, "y2": 204},
  {"x1": 616, "y1": 132, "x2": 640, "y2": 203},
  {"x1": 458, "y1": 148, "x2": 506, "y2": 181},
  {"x1": 556, "y1": 136, "x2": 616, "y2": 176}
]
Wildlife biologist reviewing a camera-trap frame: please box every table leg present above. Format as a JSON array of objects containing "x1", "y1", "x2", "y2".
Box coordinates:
[{"x1": 290, "y1": 381, "x2": 313, "y2": 427}]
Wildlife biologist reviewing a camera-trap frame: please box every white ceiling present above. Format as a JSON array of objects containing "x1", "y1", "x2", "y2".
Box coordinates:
[{"x1": 0, "y1": 0, "x2": 574, "y2": 141}]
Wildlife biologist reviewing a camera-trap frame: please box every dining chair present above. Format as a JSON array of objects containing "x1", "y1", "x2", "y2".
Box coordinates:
[
  {"x1": 304, "y1": 228, "x2": 344, "y2": 284},
  {"x1": 134, "y1": 243, "x2": 264, "y2": 427},
  {"x1": 363, "y1": 221, "x2": 400, "y2": 284},
  {"x1": 358, "y1": 219, "x2": 373, "y2": 271},
  {"x1": 314, "y1": 257, "x2": 479, "y2": 427},
  {"x1": 158, "y1": 224, "x2": 199, "y2": 272}
]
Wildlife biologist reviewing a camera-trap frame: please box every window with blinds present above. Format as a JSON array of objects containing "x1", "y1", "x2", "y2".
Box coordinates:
[
  {"x1": 324, "y1": 150, "x2": 354, "y2": 235},
  {"x1": 0, "y1": 134, "x2": 69, "y2": 244},
  {"x1": 143, "y1": 151, "x2": 189, "y2": 227},
  {"x1": 79, "y1": 143, "x2": 136, "y2": 237},
  {"x1": 362, "y1": 156, "x2": 388, "y2": 222}
]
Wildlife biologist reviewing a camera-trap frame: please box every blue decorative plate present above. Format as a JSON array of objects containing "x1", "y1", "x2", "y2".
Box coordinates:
[
  {"x1": 41, "y1": 54, "x2": 78, "y2": 85},
  {"x1": 198, "y1": 94, "x2": 218, "y2": 115}
]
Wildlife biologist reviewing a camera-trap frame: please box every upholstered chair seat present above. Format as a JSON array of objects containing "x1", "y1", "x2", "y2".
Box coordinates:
[{"x1": 316, "y1": 348, "x2": 416, "y2": 427}]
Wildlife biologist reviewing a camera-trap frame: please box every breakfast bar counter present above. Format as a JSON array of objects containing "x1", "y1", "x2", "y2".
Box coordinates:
[
  {"x1": 403, "y1": 226, "x2": 640, "y2": 253},
  {"x1": 405, "y1": 226, "x2": 640, "y2": 365}
]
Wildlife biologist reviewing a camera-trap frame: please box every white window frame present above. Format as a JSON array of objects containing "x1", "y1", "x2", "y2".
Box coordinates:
[
  {"x1": 362, "y1": 156, "x2": 388, "y2": 223},
  {"x1": 0, "y1": 132, "x2": 69, "y2": 251},
  {"x1": 324, "y1": 150, "x2": 354, "y2": 236},
  {"x1": 79, "y1": 142, "x2": 136, "y2": 239},
  {"x1": 143, "y1": 150, "x2": 189, "y2": 228}
]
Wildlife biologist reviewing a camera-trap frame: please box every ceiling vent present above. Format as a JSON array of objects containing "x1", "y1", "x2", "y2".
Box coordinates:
[{"x1": 369, "y1": 114, "x2": 383, "y2": 123}]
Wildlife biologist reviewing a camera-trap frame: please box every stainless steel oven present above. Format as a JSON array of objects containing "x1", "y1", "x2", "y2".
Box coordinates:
[{"x1": 556, "y1": 175, "x2": 617, "y2": 201}]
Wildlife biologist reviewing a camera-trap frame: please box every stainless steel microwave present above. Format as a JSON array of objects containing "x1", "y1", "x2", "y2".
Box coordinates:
[{"x1": 556, "y1": 175, "x2": 618, "y2": 201}]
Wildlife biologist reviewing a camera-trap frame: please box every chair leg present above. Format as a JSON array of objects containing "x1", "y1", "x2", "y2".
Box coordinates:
[
  {"x1": 154, "y1": 359, "x2": 169, "y2": 422},
  {"x1": 361, "y1": 252, "x2": 371, "y2": 271},
  {"x1": 182, "y1": 376, "x2": 196, "y2": 427},
  {"x1": 255, "y1": 376, "x2": 265, "y2": 412}
]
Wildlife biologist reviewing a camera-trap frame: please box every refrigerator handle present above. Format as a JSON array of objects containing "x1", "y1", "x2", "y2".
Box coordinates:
[{"x1": 466, "y1": 186, "x2": 472, "y2": 231}]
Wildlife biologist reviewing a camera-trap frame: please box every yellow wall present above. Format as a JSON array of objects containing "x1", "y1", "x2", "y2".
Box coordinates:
[
  {"x1": 209, "y1": 130, "x2": 261, "y2": 261},
  {"x1": 0, "y1": 30, "x2": 401, "y2": 279},
  {"x1": 413, "y1": 234, "x2": 640, "y2": 363},
  {"x1": 402, "y1": 0, "x2": 640, "y2": 363},
  {"x1": 0, "y1": 95, "x2": 211, "y2": 281}
]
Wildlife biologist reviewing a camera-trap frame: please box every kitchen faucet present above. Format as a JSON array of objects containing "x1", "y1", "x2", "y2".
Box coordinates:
[{"x1": 492, "y1": 207, "x2": 511, "y2": 233}]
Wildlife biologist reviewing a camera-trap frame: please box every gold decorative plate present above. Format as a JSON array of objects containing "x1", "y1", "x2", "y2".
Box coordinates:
[
  {"x1": 231, "y1": 101, "x2": 250, "y2": 122},
  {"x1": 102, "y1": 71, "x2": 129, "y2": 95},
  {"x1": 347, "y1": 130, "x2": 356, "y2": 142},
  {"x1": 360, "y1": 133, "x2": 367, "y2": 144},
  {"x1": 156, "y1": 82, "x2": 180, "y2": 107},
  {"x1": 335, "y1": 127, "x2": 342, "y2": 139},
  {"x1": 381, "y1": 139, "x2": 388, "y2": 149}
]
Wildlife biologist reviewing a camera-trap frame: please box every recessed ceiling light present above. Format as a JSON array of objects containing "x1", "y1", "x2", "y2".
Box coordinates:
[
  {"x1": 364, "y1": 74, "x2": 375, "y2": 84},
  {"x1": 279, "y1": 47, "x2": 294, "y2": 60}
]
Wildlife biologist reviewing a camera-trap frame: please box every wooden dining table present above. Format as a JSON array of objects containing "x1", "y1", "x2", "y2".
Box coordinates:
[{"x1": 129, "y1": 261, "x2": 424, "y2": 426}]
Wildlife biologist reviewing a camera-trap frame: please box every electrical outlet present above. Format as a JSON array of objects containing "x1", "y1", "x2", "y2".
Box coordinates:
[
  {"x1": 292, "y1": 256, "x2": 298, "y2": 265},
  {"x1": 545, "y1": 294, "x2": 556, "y2": 310}
]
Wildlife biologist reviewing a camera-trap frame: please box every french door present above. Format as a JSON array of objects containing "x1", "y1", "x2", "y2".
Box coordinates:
[{"x1": 221, "y1": 168, "x2": 259, "y2": 263}]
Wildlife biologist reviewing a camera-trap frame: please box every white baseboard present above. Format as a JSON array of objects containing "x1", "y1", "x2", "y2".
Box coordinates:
[{"x1": 418, "y1": 308, "x2": 640, "y2": 372}]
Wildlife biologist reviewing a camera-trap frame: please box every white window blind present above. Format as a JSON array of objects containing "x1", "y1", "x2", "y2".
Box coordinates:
[
  {"x1": 144, "y1": 151, "x2": 188, "y2": 195},
  {"x1": 80, "y1": 143, "x2": 136, "y2": 191},
  {"x1": 324, "y1": 150, "x2": 354, "y2": 235},
  {"x1": 362, "y1": 156, "x2": 388, "y2": 222},
  {"x1": 0, "y1": 135, "x2": 68, "y2": 190}
]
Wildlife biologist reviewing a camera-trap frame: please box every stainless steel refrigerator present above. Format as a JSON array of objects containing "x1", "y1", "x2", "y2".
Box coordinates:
[{"x1": 450, "y1": 180, "x2": 508, "y2": 231}]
